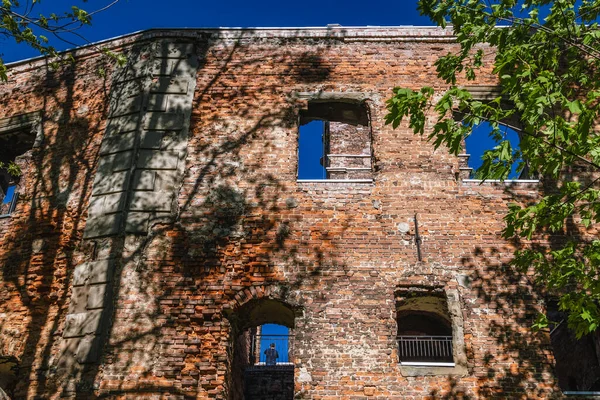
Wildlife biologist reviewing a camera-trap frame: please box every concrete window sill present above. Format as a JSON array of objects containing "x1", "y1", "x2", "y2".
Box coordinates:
[
  {"x1": 398, "y1": 362, "x2": 467, "y2": 377},
  {"x1": 296, "y1": 179, "x2": 373, "y2": 183},
  {"x1": 400, "y1": 361, "x2": 456, "y2": 367},
  {"x1": 564, "y1": 392, "x2": 600, "y2": 397},
  {"x1": 462, "y1": 179, "x2": 540, "y2": 184},
  {"x1": 398, "y1": 363, "x2": 467, "y2": 376}
]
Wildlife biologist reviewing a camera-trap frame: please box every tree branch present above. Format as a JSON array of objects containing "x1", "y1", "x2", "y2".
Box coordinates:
[{"x1": 452, "y1": 109, "x2": 600, "y2": 171}]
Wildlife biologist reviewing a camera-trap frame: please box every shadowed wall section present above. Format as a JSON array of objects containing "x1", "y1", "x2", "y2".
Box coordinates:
[{"x1": 53, "y1": 39, "x2": 199, "y2": 396}]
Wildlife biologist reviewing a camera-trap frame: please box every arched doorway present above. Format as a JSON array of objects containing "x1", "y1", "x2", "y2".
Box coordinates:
[{"x1": 229, "y1": 298, "x2": 295, "y2": 400}]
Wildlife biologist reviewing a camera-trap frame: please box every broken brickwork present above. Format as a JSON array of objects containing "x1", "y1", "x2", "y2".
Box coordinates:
[{"x1": 0, "y1": 27, "x2": 565, "y2": 399}]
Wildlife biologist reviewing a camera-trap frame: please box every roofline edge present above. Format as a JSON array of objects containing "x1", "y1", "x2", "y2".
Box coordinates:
[{"x1": 5, "y1": 26, "x2": 455, "y2": 69}]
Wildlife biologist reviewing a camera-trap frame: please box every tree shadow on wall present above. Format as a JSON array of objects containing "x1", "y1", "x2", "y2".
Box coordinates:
[
  {"x1": 0, "y1": 55, "x2": 115, "y2": 398},
  {"x1": 0, "y1": 27, "x2": 356, "y2": 400},
  {"x1": 427, "y1": 244, "x2": 562, "y2": 399}
]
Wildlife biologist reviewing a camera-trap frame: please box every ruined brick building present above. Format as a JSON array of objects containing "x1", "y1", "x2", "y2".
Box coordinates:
[{"x1": 0, "y1": 26, "x2": 597, "y2": 399}]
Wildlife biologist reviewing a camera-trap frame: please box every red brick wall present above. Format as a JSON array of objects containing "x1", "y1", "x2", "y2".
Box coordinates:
[
  {"x1": 0, "y1": 28, "x2": 560, "y2": 399},
  {"x1": 0, "y1": 51, "x2": 116, "y2": 398}
]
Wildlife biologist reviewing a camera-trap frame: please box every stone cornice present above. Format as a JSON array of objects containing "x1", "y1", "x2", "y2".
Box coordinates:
[{"x1": 5, "y1": 26, "x2": 456, "y2": 71}]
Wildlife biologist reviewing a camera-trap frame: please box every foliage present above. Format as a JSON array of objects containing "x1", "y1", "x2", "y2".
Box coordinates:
[
  {"x1": 387, "y1": 0, "x2": 600, "y2": 338},
  {"x1": 0, "y1": 160, "x2": 20, "y2": 176},
  {"x1": 0, "y1": 0, "x2": 124, "y2": 81}
]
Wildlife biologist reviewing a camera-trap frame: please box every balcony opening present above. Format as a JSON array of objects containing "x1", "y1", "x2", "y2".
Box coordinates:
[
  {"x1": 396, "y1": 293, "x2": 455, "y2": 367},
  {"x1": 298, "y1": 100, "x2": 372, "y2": 181},
  {"x1": 250, "y1": 324, "x2": 293, "y2": 367},
  {"x1": 230, "y1": 299, "x2": 295, "y2": 400}
]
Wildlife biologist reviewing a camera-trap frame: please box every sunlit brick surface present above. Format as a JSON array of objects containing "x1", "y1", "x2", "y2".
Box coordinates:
[{"x1": 0, "y1": 28, "x2": 560, "y2": 399}]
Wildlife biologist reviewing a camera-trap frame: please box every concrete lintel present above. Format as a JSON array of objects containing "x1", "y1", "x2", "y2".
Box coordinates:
[
  {"x1": 151, "y1": 58, "x2": 198, "y2": 77},
  {"x1": 92, "y1": 171, "x2": 130, "y2": 195},
  {"x1": 154, "y1": 42, "x2": 195, "y2": 59},
  {"x1": 63, "y1": 311, "x2": 103, "y2": 338},
  {"x1": 73, "y1": 259, "x2": 115, "y2": 286},
  {"x1": 136, "y1": 149, "x2": 180, "y2": 170},
  {"x1": 125, "y1": 212, "x2": 151, "y2": 234},
  {"x1": 150, "y1": 78, "x2": 189, "y2": 95},
  {"x1": 129, "y1": 191, "x2": 173, "y2": 212},
  {"x1": 399, "y1": 363, "x2": 467, "y2": 377},
  {"x1": 106, "y1": 114, "x2": 140, "y2": 135},
  {"x1": 83, "y1": 213, "x2": 122, "y2": 238},
  {"x1": 142, "y1": 112, "x2": 184, "y2": 131},
  {"x1": 292, "y1": 91, "x2": 375, "y2": 102}
]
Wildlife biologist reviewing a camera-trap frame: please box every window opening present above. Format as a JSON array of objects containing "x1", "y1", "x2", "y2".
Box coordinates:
[
  {"x1": 0, "y1": 178, "x2": 18, "y2": 216},
  {"x1": 546, "y1": 301, "x2": 600, "y2": 394},
  {"x1": 298, "y1": 101, "x2": 372, "y2": 181},
  {"x1": 0, "y1": 127, "x2": 35, "y2": 217},
  {"x1": 396, "y1": 294, "x2": 455, "y2": 367},
  {"x1": 298, "y1": 120, "x2": 328, "y2": 180},
  {"x1": 465, "y1": 121, "x2": 525, "y2": 180}
]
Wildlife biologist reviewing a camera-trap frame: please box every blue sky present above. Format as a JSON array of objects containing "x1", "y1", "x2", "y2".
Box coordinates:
[
  {"x1": 3, "y1": 0, "x2": 432, "y2": 63},
  {"x1": 260, "y1": 324, "x2": 289, "y2": 363},
  {"x1": 299, "y1": 121, "x2": 327, "y2": 179},
  {"x1": 2, "y1": 0, "x2": 523, "y2": 178},
  {"x1": 467, "y1": 123, "x2": 522, "y2": 179}
]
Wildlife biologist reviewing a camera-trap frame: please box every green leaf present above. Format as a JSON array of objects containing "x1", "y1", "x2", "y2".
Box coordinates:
[{"x1": 568, "y1": 100, "x2": 582, "y2": 114}]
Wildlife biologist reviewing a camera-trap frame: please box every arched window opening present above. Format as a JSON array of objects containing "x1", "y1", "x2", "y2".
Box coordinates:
[
  {"x1": 298, "y1": 100, "x2": 372, "y2": 181},
  {"x1": 463, "y1": 121, "x2": 527, "y2": 180},
  {"x1": 230, "y1": 299, "x2": 295, "y2": 400},
  {"x1": 396, "y1": 294, "x2": 455, "y2": 367}
]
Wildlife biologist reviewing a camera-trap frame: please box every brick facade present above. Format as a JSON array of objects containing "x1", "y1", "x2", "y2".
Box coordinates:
[{"x1": 0, "y1": 27, "x2": 565, "y2": 399}]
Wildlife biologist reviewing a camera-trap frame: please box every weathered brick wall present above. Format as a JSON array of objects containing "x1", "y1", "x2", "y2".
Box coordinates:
[
  {"x1": 0, "y1": 47, "x2": 119, "y2": 398},
  {"x1": 0, "y1": 28, "x2": 563, "y2": 399}
]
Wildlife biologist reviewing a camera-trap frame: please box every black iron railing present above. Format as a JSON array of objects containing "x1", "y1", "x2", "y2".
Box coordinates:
[
  {"x1": 250, "y1": 334, "x2": 293, "y2": 366},
  {"x1": 397, "y1": 335, "x2": 454, "y2": 364}
]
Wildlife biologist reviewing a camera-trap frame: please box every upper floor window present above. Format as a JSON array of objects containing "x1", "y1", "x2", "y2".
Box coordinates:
[
  {"x1": 462, "y1": 121, "x2": 529, "y2": 180},
  {"x1": 0, "y1": 129, "x2": 36, "y2": 217},
  {"x1": 0, "y1": 112, "x2": 41, "y2": 218},
  {"x1": 0, "y1": 177, "x2": 18, "y2": 217},
  {"x1": 456, "y1": 86, "x2": 536, "y2": 182},
  {"x1": 297, "y1": 100, "x2": 372, "y2": 181}
]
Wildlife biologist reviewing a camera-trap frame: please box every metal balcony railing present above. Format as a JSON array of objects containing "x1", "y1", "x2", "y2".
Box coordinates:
[
  {"x1": 250, "y1": 334, "x2": 293, "y2": 366},
  {"x1": 397, "y1": 335, "x2": 454, "y2": 366}
]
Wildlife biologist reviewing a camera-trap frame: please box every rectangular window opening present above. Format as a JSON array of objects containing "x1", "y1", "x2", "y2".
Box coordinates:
[
  {"x1": 297, "y1": 101, "x2": 372, "y2": 182},
  {"x1": 547, "y1": 301, "x2": 600, "y2": 394},
  {"x1": 0, "y1": 126, "x2": 36, "y2": 217},
  {"x1": 395, "y1": 287, "x2": 466, "y2": 372}
]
